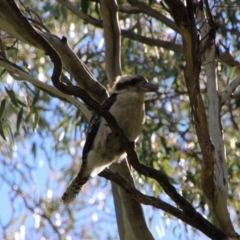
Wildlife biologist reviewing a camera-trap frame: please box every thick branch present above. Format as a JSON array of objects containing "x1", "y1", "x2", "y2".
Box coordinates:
[
  {"x1": 100, "y1": 0, "x2": 122, "y2": 83},
  {"x1": 40, "y1": 32, "x2": 108, "y2": 103},
  {"x1": 0, "y1": 57, "x2": 91, "y2": 121},
  {"x1": 196, "y1": 2, "x2": 235, "y2": 235},
  {"x1": 163, "y1": 0, "x2": 237, "y2": 237},
  {"x1": 100, "y1": 1, "x2": 154, "y2": 239},
  {"x1": 110, "y1": 160, "x2": 154, "y2": 240},
  {"x1": 99, "y1": 169, "x2": 226, "y2": 240},
  {"x1": 0, "y1": 5, "x2": 108, "y2": 103},
  {"x1": 163, "y1": 0, "x2": 216, "y2": 201}
]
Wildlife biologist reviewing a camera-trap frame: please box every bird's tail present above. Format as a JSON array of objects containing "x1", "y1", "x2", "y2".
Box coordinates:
[{"x1": 61, "y1": 172, "x2": 89, "y2": 204}]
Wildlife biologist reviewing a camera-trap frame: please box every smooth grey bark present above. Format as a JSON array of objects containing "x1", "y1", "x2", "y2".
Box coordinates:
[
  {"x1": 100, "y1": 0, "x2": 154, "y2": 239},
  {"x1": 111, "y1": 161, "x2": 154, "y2": 240},
  {"x1": 0, "y1": 6, "x2": 108, "y2": 103},
  {"x1": 195, "y1": 3, "x2": 235, "y2": 236}
]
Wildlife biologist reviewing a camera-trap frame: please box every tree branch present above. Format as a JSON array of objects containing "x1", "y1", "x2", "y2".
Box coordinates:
[
  {"x1": 163, "y1": 0, "x2": 216, "y2": 208},
  {"x1": 55, "y1": 0, "x2": 183, "y2": 53},
  {"x1": 100, "y1": 1, "x2": 154, "y2": 239},
  {"x1": 217, "y1": 46, "x2": 240, "y2": 70},
  {"x1": 0, "y1": 57, "x2": 91, "y2": 121},
  {"x1": 118, "y1": 5, "x2": 141, "y2": 14},
  {"x1": 121, "y1": 30, "x2": 183, "y2": 53},
  {"x1": 0, "y1": 4, "x2": 108, "y2": 103},
  {"x1": 99, "y1": 169, "x2": 227, "y2": 240},
  {"x1": 220, "y1": 74, "x2": 240, "y2": 105},
  {"x1": 195, "y1": 1, "x2": 236, "y2": 236},
  {"x1": 100, "y1": 0, "x2": 122, "y2": 84},
  {"x1": 56, "y1": 0, "x2": 102, "y2": 27},
  {"x1": 127, "y1": 0, "x2": 179, "y2": 33}
]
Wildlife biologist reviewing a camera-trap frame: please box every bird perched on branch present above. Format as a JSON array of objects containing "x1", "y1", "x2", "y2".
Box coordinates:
[{"x1": 61, "y1": 75, "x2": 158, "y2": 204}]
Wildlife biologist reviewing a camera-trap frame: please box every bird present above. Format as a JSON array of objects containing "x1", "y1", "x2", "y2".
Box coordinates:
[{"x1": 61, "y1": 75, "x2": 158, "y2": 204}]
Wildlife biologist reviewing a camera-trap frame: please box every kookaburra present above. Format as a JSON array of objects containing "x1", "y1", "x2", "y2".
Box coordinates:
[{"x1": 61, "y1": 75, "x2": 158, "y2": 204}]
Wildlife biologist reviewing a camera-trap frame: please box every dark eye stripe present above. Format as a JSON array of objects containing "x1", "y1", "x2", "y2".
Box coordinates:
[
  {"x1": 130, "y1": 78, "x2": 142, "y2": 85},
  {"x1": 115, "y1": 76, "x2": 146, "y2": 90}
]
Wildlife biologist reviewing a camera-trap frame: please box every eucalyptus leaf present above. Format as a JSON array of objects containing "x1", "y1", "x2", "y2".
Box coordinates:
[
  {"x1": 16, "y1": 107, "x2": 24, "y2": 134},
  {"x1": 5, "y1": 87, "x2": 19, "y2": 107},
  {"x1": 0, "y1": 98, "x2": 6, "y2": 120}
]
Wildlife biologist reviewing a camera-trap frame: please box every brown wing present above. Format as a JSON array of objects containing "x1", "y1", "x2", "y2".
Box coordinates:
[{"x1": 82, "y1": 93, "x2": 117, "y2": 161}]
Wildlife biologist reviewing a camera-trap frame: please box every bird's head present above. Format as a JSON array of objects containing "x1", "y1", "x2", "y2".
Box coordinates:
[{"x1": 111, "y1": 75, "x2": 158, "y2": 94}]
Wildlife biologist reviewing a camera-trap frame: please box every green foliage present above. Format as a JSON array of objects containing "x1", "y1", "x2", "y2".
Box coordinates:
[
  {"x1": 81, "y1": 0, "x2": 90, "y2": 14},
  {"x1": 0, "y1": 98, "x2": 6, "y2": 120}
]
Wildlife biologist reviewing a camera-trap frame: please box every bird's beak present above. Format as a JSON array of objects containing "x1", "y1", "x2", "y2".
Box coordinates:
[{"x1": 138, "y1": 82, "x2": 158, "y2": 92}]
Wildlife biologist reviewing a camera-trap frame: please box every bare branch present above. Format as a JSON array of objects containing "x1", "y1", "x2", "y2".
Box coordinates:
[
  {"x1": 99, "y1": 169, "x2": 227, "y2": 240},
  {"x1": 100, "y1": 1, "x2": 154, "y2": 239},
  {"x1": 217, "y1": 47, "x2": 240, "y2": 69},
  {"x1": 127, "y1": 0, "x2": 179, "y2": 33},
  {"x1": 110, "y1": 161, "x2": 154, "y2": 240},
  {"x1": 163, "y1": 0, "x2": 216, "y2": 209},
  {"x1": 56, "y1": 0, "x2": 183, "y2": 53},
  {"x1": 221, "y1": 74, "x2": 240, "y2": 105},
  {"x1": 0, "y1": 57, "x2": 91, "y2": 121},
  {"x1": 159, "y1": 0, "x2": 238, "y2": 237},
  {"x1": 121, "y1": 30, "x2": 183, "y2": 53},
  {"x1": 0, "y1": 5, "x2": 108, "y2": 103},
  {"x1": 195, "y1": 1, "x2": 235, "y2": 236},
  {"x1": 40, "y1": 32, "x2": 108, "y2": 103},
  {"x1": 118, "y1": 5, "x2": 140, "y2": 14},
  {"x1": 56, "y1": 0, "x2": 102, "y2": 27},
  {"x1": 100, "y1": 0, "x2": 122, "y2": 84}
]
